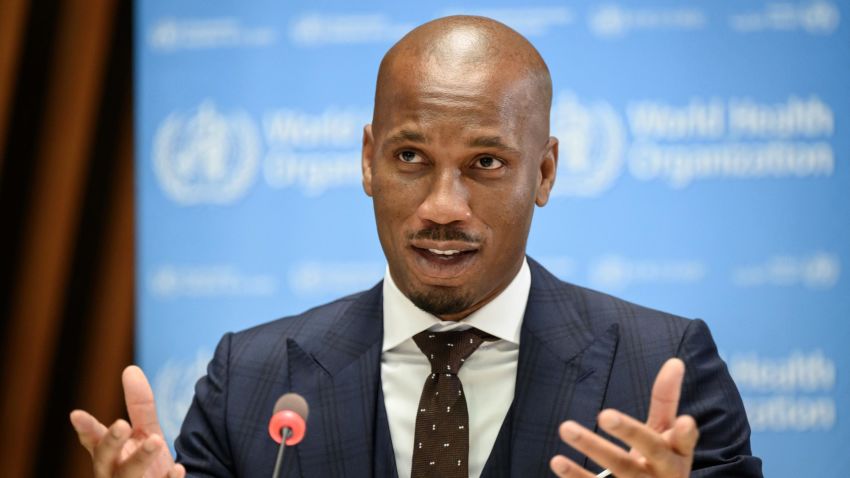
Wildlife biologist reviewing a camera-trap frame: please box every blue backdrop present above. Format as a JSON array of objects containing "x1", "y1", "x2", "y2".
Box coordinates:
[{"x1": 136, "y1": 1, "x2": 849, "y2": 476}]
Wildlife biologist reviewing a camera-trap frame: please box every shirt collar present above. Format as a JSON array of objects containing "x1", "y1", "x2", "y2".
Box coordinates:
[{"x1": 382, "y1": 258, "x2": 530, "y2": 352}]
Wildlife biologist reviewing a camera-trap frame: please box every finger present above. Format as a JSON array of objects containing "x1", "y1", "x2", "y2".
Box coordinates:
[
  {"x1": 115, "y1": 434, "x2": 164, "y2": 478},
  {"x1": 69, "y1": 410, "x2": 108, "y2": 454},
  {"x1": 169, "y1": 463, "x2": 187, "y2": 478},
  {"x1": 168, "y1": 464, "x2": 186, "y2": 478},
  {"x1": 123, "y1": 365, "x2": 164, "y2": 436},
  {"x1": 598, "y1": 409, "x2": 678, "y2": 475},
  {"x1": 558, "y1": 420, "x2": 643, "y2": 477},
  {"x1": 92, "y1": 419, "x2": 132, "y2": 477},
  {"x1": 669, "y1": 415, "x2": 699, "y2": 457},
  {"x1": 549, "y1": 455, "x2": 596, "y2": 478},
  {"x1": 645, "y1": 358, "x2": 685, "y2": 431}
]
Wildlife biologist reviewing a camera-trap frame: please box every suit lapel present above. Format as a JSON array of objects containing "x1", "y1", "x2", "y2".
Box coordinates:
[
  {"x1": 482, "y1": 259, "x2": 620, "y2": 476},
  {"x1": 373, "y1": 385, "x2": 399, "y2": 477},
  {"x1": 287, "y1": 284, "x2": 397, "y2": 477}
]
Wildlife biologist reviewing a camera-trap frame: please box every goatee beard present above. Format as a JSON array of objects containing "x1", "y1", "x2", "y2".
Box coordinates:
[{"x1": 407, "y1": 289, "x2": 474, "y2": 317}]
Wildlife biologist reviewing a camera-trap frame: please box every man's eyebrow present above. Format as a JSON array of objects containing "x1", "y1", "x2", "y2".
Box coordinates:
[
  {"x1": 468, "y1": 136, "x2": 522, "y2": 155},
  {"x1": 384, "y1": 129, "x2": 428, "y2": 146}
]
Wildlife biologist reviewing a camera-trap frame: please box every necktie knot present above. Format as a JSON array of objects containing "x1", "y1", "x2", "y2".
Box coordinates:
[{"x1": 412, "y1": 329, "x2": 492, "y2": 375}]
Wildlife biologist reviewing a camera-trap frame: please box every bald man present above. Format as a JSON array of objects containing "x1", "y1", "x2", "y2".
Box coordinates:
[{"x1": 71, "y1": 16, "x2": 762, "y2": 478}]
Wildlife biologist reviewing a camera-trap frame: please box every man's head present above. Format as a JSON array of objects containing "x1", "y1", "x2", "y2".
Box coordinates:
[{"x1": 362, "y1": 16, "x2": 558, "y2": 320}]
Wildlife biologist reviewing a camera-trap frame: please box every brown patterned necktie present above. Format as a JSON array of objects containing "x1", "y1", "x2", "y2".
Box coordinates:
[{"x1": 410, "y1": 328, "x2": 494, "y2": 478}]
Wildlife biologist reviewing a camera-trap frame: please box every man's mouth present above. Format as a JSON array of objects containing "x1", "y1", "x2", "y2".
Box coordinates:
[
  {"x1": 418, "y1": 247, "x2": 476, "y2": 261},
  {"x1": 408, "y1": 241, "x2": 480, "y2": 279},
  {"x1": 406, "y1": 229, "x2": 482, "y2": 279}
]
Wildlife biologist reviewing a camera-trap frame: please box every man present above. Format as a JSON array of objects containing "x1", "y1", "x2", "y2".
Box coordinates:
[{"x1": 70, "y1": 16, "x2": 762, "y2": 477}]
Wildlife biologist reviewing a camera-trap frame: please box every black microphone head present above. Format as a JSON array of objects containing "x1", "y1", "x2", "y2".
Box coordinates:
[{"x1": 273, "y1": 393, "x2": 309, "y2": 421}]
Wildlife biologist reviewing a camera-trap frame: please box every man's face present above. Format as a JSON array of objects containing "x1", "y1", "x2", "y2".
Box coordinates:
[{"x1": 362, "y1": 54, "x2": 557, "y2": 320}]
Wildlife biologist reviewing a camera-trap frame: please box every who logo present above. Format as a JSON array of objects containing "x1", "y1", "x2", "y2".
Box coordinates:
[
  {"x1": 551, "y1": 92, "x2": 626, "y2": 197},
  {"x1": 153, "y1": 100, "x2": 261, "y2": 205},
  {"x1": 153, "y1": 349, "x2": 212, "y2": 447}
]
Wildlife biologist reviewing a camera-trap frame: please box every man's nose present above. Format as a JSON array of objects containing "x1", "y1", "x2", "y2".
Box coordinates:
[{"x1": 416, "y1": 170, "x2": 472, "y2": 225}]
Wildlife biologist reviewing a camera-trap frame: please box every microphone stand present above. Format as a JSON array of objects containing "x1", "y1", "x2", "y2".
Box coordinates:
[{"x1": 271, "y1": 428, "x2": 292, "y2": 478}]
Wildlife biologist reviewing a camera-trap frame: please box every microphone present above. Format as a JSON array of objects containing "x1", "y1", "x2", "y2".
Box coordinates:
[{"x1": 268, "y1": 393, "x2": 309, "y2": 478}]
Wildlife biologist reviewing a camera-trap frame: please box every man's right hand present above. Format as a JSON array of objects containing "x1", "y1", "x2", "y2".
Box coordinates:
[{"x1": 69, "y1": 365, "x2": 186, "y2": 478}]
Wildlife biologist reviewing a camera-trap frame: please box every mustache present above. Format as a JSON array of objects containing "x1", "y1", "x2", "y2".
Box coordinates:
[{"x1": 408, "y1": 227, "x2": 482, "y2": 244}]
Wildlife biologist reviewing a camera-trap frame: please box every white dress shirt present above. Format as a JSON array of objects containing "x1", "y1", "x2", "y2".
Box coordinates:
[{"x1": 381, "y1": 258, "x2": 531, "y2": 478}]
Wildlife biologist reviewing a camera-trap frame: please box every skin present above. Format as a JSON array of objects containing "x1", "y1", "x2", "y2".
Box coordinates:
[
  {"x1": 362, "y1": 16, "x2": 557, "y2": 320},
  {"x1": 70, "y1": 16, "x2": 698, "y2": 478},
  {"x1": 550, "y1": 358, "x2": 699, "y2": 478},
  {"x1": 70, "y1": 366, "x2": 185, "y2": 478}
]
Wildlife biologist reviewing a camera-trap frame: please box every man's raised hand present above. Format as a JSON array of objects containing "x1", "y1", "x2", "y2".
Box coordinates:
[
  {"x1": 550, "y1": 358, "x2": 699, "y2": 478},
  {"x1": 69, "y1": 366, "x2": 186, "y2": 478}
]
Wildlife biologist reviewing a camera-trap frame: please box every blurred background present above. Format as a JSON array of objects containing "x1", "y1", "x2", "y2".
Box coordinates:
[
  {"x1": 0, "y1": 0, "x2": 133, "y2": 476},
  {"x1": 1, "y1": 1, "x2": 848, "y2": 477}
]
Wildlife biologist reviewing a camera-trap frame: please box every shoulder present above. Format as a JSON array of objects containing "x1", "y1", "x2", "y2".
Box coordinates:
[
  {"x1": 527, "y1": 257, "x2": 693, "y2": 339},
  {"x1": 220, "y1": 282, "x2": 383, "y2": 360}
]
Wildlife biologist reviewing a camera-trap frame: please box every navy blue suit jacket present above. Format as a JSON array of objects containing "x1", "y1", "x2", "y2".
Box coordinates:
[{"x1": 175, "y1": 259, "x2": 762, "y2": 477}]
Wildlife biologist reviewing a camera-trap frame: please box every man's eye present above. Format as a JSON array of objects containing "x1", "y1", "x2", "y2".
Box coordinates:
[
  {"x1": 398, "y1": 150, "x2": 423, "y2": 163},
  {"x1": 474, "y1": 156, "x2": 502, "y2": 170}
]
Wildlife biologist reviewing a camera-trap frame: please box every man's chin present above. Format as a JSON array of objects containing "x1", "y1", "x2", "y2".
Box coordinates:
[{"x1": 407, "y1": 289, "x2": 475, "y2": 318}]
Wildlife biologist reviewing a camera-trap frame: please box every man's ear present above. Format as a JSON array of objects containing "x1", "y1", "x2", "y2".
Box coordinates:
[
  {"x1": 535, "y1": 136, "x2": 558, "y2": 207},
  {"x1": 362, "y1": 124, "x2": 374, "y2": 197}
]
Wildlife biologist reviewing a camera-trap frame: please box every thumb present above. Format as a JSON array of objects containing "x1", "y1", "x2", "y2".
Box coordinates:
[
  {"x1": 122, "y1": 365, "x2": 164, "y2": 436},
  {"x1": 69, "y1": 409, "x2": 108, "y2": 454}
]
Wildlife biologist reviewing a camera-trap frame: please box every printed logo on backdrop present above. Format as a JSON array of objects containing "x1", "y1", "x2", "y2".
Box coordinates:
[
  {"x1": 627, "y1": 95, "x2": 835, "y2": 188},
  {"x1": 536, "y1": 255, "x2": 705, "y2": 290},
  {"x1": 153, "y1": 101, "x2": 261, "y2": 205},
  {"x1": 732, "y1": 252, "x2": 840, "y2": 290},
  {"x1": 730, "y1": 1, "x2": 840, "y2": 34},
  {"x1": 288, "y1": 261, "x2": 384, "y2": 297},
  {"x1": 289, "y1": 13, "x2": 414, "y2": 46},
  {"x1": 153, "y1": 95, "x2": 837, "y2": 203},
  {"x1": 550, "y1": 92, "x2": 626, "y2": 197},
  {"x1": 547, "y1": 91, "x2": 837, "y2": 197},
  {"x1": 586, "y1": 2, "x2": 839, "y2": 38},
  {"x1": 440, "y1": 7, "x2": 574, "y2": 36},
  {"x1": 149, "y1": 264, "x2": 277, "y2": 299},
  {"x1": 153, "y1": 349, "x2": 212, "y2": 446},
  {"x1": 148, "y1": 17, "x2": 276, "y2": 51},
  {"x1": 290, "y1": 7, "x2": 574, "y2": 45},
  {"x1": 262, "y1": 107, "x2": 367, "y2": 196},
  {"x1": 153, "y1": 101, "x2": 368, "y2": 204},
  {"x1": 588, "y1": 255, "x2": 706, "y2": 291},
  {"x1": 729, "y1": 350, "x2": 837, "y2": 432},
  {"x1": 588, "y1": 5, "x2": 707, "y2": 38}
]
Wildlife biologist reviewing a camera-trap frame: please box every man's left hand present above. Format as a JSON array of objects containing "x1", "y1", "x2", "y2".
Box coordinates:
[{"x1": 550, "y1": 358, "x2": 699, "y2": 478}]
